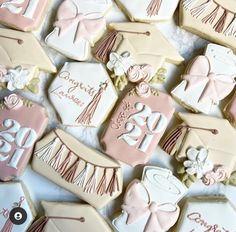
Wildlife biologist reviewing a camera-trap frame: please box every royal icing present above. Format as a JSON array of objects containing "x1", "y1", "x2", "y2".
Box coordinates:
[
  {"x1": 112, "y1": 166, "x2": 187, "y2": 232},
  {"x1": 0, "y1": 0, "x2": 48, "y2": 31},
  {"x1": 32, "y1": 129, "x2": 123, "y2": 209},
  {"x1": 180, "y1": 0, "x2": 236, "y2": 51},
  {"x1": 225, "y1": 91, "x2": 236, "y2": 128},
  {"x1": 0, "y1": 94, "x2": 48, "y2": 181},
  {"x1": 171, "y1": 44, "x2": 236, "y2": 114},
  {"x1": 45, "y1": 0, "x2": 106, "y2": 61},
  {"x1": 101, "y1": 82, "x2": 175, "y2": 166},
  {"x1": 175, "y1": 196, "x2": 236, "y2": 232},
  {"x1": 161, "y1": 113, "x2": 236, "y2": 187},
  {"x1": 115, "y1": 0, "x2": 180, "y2": 22},
  {"x1": 49, "y1": 62, "x2": 117, "y2": 127},
  {"x1": 0, "y1": 182, "x2": 36, "y2": 232}
]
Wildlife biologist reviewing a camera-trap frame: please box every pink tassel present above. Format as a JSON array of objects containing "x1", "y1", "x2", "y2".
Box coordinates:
[
  {"x1": 84, "y1": 167, "x2": 99, "y2": 194},
  {"x1": 57, "y1": 152, "x2": 73, "y2": 176},
  {"x1": 48, "y1": 145, "x2": 66, "y2": 170},
  {"x1": 106, "y1": 168, "x2": 120, "y2": 196},
  {"x1": 214, "y1": 9, "x2": 228, "y2": 33},
  {"x1": 224, "y1": 16, "x2": 236, "y2": 36},
  {"x1": 191, "y1": 0, "x2": 213, "y2": 18},
  {"x1": 146, "y1": 0, "x2": 162, "y2": 17},
  {"x1": 73, "y1": 163, "x2": 89, "y2": 188},
  {"x1": 62, "y1": 159, "x2": 80, "y2": 183},
  {"x1": 96, "y1": 168, "x2": 107, "y2": 196},
  {"x1": 201, "y1": 5, "x2": 220, "y2": 24},
  {"x1": 27, "y1": 216, "x2": 49, "y2": 232},
  {"x1": 0, "y1": 218, "x2": 13, "y2": 232}
]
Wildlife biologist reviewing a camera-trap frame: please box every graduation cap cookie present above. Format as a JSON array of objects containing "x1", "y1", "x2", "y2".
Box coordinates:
[
  {"x1": 94, "y1": 22, "x2": 184, "y2": 90},
  {"x1": 162, "y1": 112, "x2": 236, "y2": 187},
  {"x1": 0, "y1": 28, "x2": 56, "y2": 93}
]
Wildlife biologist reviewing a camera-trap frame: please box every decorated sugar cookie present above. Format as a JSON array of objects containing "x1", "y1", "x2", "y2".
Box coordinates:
[
  {"x1": 180, "y1": 0, "x2": 236, "y2": 51},
  {"x1": 175, "y1": 196, "x2": 236, "y2": 231},
  {"x1": 32, "y1": 129, "x2": 123, "y2": 209},
  {"x1": 161, "y1": 112, "x2": 236, "y2": 187},
  {"x1": 94, "y1": 22, "x2": 184, "y2": 90},
  {"x1": 0, "y1": 182, "x2": 36, "y2": 232},
  {"x1": 49, "y1": 62, "x2": 117, "y2": 127},
  {"x1": 112, "y1": 166, "x2": 187, "y2": 232},
  {"x1": 45, "y1": 0, "x2": 106, "y2": 61},
  {"x1": 224, "y1": 91, "x2": 236, "y2": 128},
  {"x1": 101, "y1": 82, "x2": 175, "y2": 166},
  {"x1": 171, "y1": 43, "x2": 236, "y2": 114},
  {"x1": 28, "y1": 201, "x2": 112, "y2": 232},
  {"x1": 115, "y1": 0, "x2": 180, "y2": 23},
  {"x1": 0, "y1": 0, "x2": 49, "y2": 31},
  {"x1": 0, "y1": 28, "x2": 56, "y2": 93},
  {"x1": 0, "y1": 94, "x2": 48, "y2": 181}
]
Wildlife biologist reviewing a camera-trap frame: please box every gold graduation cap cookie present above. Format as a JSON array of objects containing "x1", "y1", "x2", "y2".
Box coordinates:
[
  {"x1": 28, "y1": 201, "x2": 112, "y2": 232},
  {"x1": 94, "y1": 22, "x2": 184, "y2": 90},
  {"x1": 0, "y1": 28, "x2": 56, "y2": 93},
  {"x1": 162, "y1": 112, "x2": 236, "y2": 187}
]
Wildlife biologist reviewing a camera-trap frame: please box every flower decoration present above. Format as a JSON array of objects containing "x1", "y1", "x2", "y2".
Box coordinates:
[
  {"x1": 183, "y1": 147, "x2": 213, "y2": 179},
  {"x1": 135, "y1": 82, "x2": 151, "y2": 98},
  {"x1": 0, "y1": 65, "x2": 8, "y2": 82},
  {"x1": 107, "y1": 52, "x2": 134, "y2": 76},
  {"x1": 127, "y1": 64, "x2": 154, "y2": 83},
  {"x1": 4, "y1": 94, "x2": 23, "y2": 110}
]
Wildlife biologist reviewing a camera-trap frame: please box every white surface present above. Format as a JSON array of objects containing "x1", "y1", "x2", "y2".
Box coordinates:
[{"x1": 1, "y1": 0, "x2": 236, "y2": 229}]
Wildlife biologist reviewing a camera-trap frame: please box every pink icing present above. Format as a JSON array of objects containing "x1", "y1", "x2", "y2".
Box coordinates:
[
  {"x1": 127, "y1": 64, "x2": 154, "y2": 83},
  {"x1": 226, "y1": 92, "x2": 236, "y2": 127},
  {"x1": 135, "y1": 82, "x2": 151, "y2": 98},
  {"x1": 0, "y1": 93, "x2": 48, "y2": 181},
  {"x1": 0, "y1": 0, "x2": 48, "y2": 31},
  {"x1": 101, "y1": 86, "x2": 175, "y2": 166}
]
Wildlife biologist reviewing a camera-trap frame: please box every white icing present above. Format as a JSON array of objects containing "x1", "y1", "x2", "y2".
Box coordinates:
[
  {"x1": 8, "y1": 148, "x2": 24, "y2": 169},
  {"x1": 138, "y1": 134, "x2": 154, "y2": 153},
  {"x1": 15, "y1": 127, "x2": 37, "y2": 148},
  {"x1": 147, "y1": 112, "x2": 167, "y2": 133},
  {"x1": 116, "y1": 0, "x2": 179, "y2": 22},
  {"x1": 0, "y1": 182, "x2": 34, "y2": 232},
  {"x1": 48, "y1": 62, "x2": 118, "y2": 127},
  {"x1": 176, "y1": 199, "x2": 236, "y2": 231},
  {"x1": 0, "y1": 0, "x2": 25, "y2": 14},
  {"x1": 23, "y1": 0, "x2": 39, "y2": 19}
]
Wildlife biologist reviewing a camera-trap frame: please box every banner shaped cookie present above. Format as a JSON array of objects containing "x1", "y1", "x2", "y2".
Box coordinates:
[
  {"x1": 94, "y1": 22, "x2": 184, "y2": 90},
  {"x1": 115, "y1": 0, "x2": 180, "y2": 23},
  {"x1": 180, "y1": 0, "x2": 236, "y2": 51},
  {"x1": 49, "y1": 62, "x2": 117, "y2": 127},
  {"x1": 0, "y1": 28, "x2": 56, "y2": 93},
  {"x1": 171, "y1": 43, "x2": 236, "y2": 114},
  {"x1": 28, "y1": 201, "x2": 112, "y2": 232},
  {"x1": 112, "y1": 166, "x2": 187, "y2": 232},
  {"x1": 101, "y1": 82, "x2": 175, "y2": 166},
  {"x1": 32, "y1": 129, "x2": 123, "y2": 209},
  {"x1": 175, "y1": 196, "x2": 236, "y2": 232},
  {"x1": 45, "y1": 0, "x2": 106, "y2": 61},
  {"x1": 224, "y1": 91, "x2": 236, "y2": 128},
  {"x1": 0, "y1": 182, "x2": 36, "y2": 232},
  {"x1": 161, "y1": 112, "x2": 236, "y2": 187},
  {"x1": 0, "y1": 94, "x2": 48, "y2": 181},
  {"x1": 0, "y1": 0, "x2": 49, "y2": 31}
]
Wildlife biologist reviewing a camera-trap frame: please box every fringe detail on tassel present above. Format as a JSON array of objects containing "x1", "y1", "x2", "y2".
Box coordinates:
[
  {"x1": 27, "y1": 216, "x2": 49, "y2": 232},
  {"x1": 146, "y1": 0, "x2": 162, "y2": 17},
  {"x1": 57, "y1": 152, "x2": 72, "y2": 176},
  {"x1": 161, "y1": 126, "x2": 184, "y2": 154},
  {"x1": 201, "y1": 5, "x2": 220, "y2": 24},
  {"x1": 106, "y1": 168, "x2": 120, "y2": 196},
  {"x1": 224, "y1": 16, "x2": 236, "y2": 36},
  {"x1": 34, "y1": 138, "x2": 59, "y2": 163},
  {"x1": 0, "y1": 218, "x2": 13, "y2": 232},
  {"x1": 214, "y1": 9, "x2": 228, "y2": 33},
  {"x1": 94, "y1": 30, "x2": 120, "y2": 63},
  {"x1": 73, "y1": 163, "x2": 89, "y2": 188},
  {"x1": 96, "y1": 168, "x2": 107, "y2": 196},
  {"x1": 48, "y1": 144, "x2": 66, "y2": 170},
  {"x1": 84, "y1": 167, "x2": 99, "y2": 194},
  {"x1": 183, "y1": 0, "x2": 197, "y2": 10},
  {"x1": 191, "y1": 0, "x2": 213, "y2": 18},
  {"x1": 62, "y1": 159, "x2": 80, "y2": 183}
]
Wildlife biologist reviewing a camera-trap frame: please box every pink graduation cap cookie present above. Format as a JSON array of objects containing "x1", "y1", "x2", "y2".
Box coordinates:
[
  {"x1": 101, "y1": 82, "x2": 175, "y2": 166},
  {"x1": 0, "y1": 94, "x2": 48, "y2": 181}
]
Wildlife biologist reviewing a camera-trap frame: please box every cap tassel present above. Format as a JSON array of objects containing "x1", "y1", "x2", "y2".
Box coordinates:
[
  {"x1": 106, "y1": 168, "x2": 120, "y2": 196},
  {"x1": 1, "y1": 218, "x2": 13, "y2": 232},
  {"x1": 57, "y1": 152, "x2": 72, "y2": 176},
  {"x1": 73, "y1": 163, "x2": 89, "y2": 188},
  {"x1": 146, "y1": 0, "x2": 162, "y2": 17},
  {"x1": 84, "y1": 167, "x2": 99, "y2": 194},
  {"x1": 96, "y1": 168, "x2": 107, "y2": 196},
  {"x1": 62, "y1": 159, "x2": 80, "y2": 183},
  {"x1": 214, "y1": 9, "x2": 228, "y2": 33},
  {"x1": 191, "y1": 0, "x2": 212, "y2": 18},
  {"x1": 48, "y1": 145, "x2": 66, "y2": 170}
]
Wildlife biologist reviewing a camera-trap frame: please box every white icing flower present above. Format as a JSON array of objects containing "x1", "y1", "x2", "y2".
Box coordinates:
[
  {"x1": 183, "y1": 147, "x2": 213, "y2": 179},
  {"x1": 0, "y1": 65, "x2": 8, "y2": 82},
  {"x1": 5, "y1": 66, "x2": 30, "y2": 91},
  {"x1": 107, "y1": 52, "x2": 134, "y2": 76}
]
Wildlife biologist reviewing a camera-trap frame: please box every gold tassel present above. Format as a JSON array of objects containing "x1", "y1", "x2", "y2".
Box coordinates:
[{"x1": 62, "y1": 159, "x2": 80, "y2": 183}]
